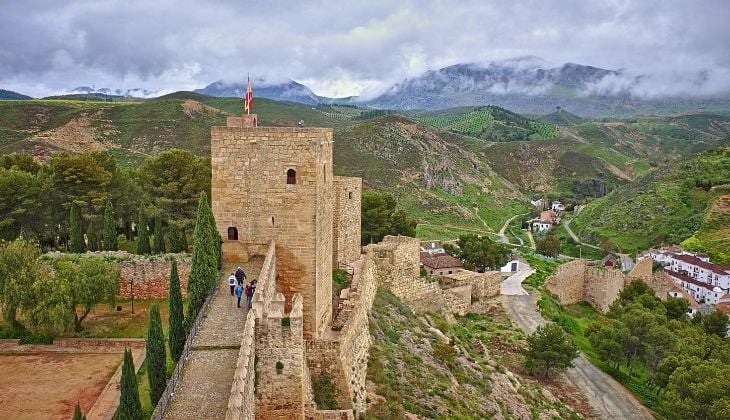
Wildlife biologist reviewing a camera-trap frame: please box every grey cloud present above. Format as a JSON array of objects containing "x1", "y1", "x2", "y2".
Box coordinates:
[{"x1": 0, "y1": 0, "x2": 728, "y2": 98}]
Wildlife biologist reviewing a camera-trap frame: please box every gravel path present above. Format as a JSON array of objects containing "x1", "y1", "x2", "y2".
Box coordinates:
[
  {"x1": 163, "y1": 258, "x2": 263, "y2": 420},
  {"x1": 501, "y1": 293, "x2": 654, "y2": 420}
]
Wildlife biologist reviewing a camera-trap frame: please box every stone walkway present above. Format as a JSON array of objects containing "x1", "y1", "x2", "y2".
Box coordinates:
[{"x1": 163, "y1": 258, "x2": 263, "y2": 420}]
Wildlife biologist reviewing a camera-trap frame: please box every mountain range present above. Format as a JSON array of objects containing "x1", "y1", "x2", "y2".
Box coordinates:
[{"x1": 3, "y1": 58, "x2": 730, "y2": 118}]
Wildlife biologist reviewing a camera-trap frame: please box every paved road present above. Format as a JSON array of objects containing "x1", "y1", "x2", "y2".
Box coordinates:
[
  {"x1": 501, "y1": 294, "x2": 654, "y2": 420},
  {"x1": 163, "y1": 259, "x2": 263, "y2": 420},
  {"x1": 500, "y1": 269, "x2": 534, "y2": 295}
]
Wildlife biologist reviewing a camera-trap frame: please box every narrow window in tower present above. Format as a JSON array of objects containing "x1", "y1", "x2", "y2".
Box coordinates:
[
  {"x1": 271, "y1": 216, "x2": 275, "y2": 226},
  {"x1": 227, "y1": 227, "x2": 238, "y2": 240},
  {"x1": 287, "y1": 169, "x2": 296, "y2": 185},
  {"x1": 348, "y1": 192, "x2": 352, "y2": 200},
  {"x1": 323, "y1": 164, "x2": 326, "y2": 182}
]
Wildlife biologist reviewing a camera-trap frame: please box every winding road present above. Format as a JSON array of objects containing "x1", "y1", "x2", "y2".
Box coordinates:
[
  {"x1": 501, "y1": 293, "x2": 654, "y2": 420},
  {"x1": 563, "y1": 219, "x2": 600, "y2": 250},
  {"x1": 497, "y1": 213, "x2": 528, "y2": 244}
]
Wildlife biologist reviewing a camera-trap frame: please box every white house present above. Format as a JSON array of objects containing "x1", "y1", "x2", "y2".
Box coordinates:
[
  {"x1": 501, "y1": 257, "x2": 531, "y2": 273},
  {"x1": 551, "y1": 201, "x2": 565, "y2": 212}
]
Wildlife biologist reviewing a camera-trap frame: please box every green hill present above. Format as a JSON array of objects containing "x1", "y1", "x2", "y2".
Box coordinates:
[
  {"x1": 409, "y1": 105, "x2": 558, "y2": 140},
  {"x1": 538, "y1": 109, "x2": 585, "y2": 126},
  {"x1": 570, "y1": 147, "x2": 730, "y2": 253},
  {"x1": 682, "y1": 190, "x2": 730, "y2": 265}
]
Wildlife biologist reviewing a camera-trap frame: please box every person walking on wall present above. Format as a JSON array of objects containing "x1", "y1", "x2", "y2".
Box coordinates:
[
  {"x1": 235, "y1": 266, "x2": 246, "y2": 285},
  {"x1": 235, "y1": 282, "x2": 244, "y2": 308},
  {"x1": 245, "y1": 281, "x2": 254, "y2": 309},
  {"x1": 227, "y1": 272, "x2": 236, "y2": 296}
]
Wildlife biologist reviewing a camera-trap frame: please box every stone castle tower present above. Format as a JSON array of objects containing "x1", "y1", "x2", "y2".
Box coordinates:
[{"x1": 211, "y1": 114, "x2": 361, "y2": 340}]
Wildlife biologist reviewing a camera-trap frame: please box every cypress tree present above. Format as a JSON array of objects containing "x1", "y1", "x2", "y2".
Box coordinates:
[
  {"x1": 136, "y1": 208, "x2": 151, "y2": 255},
  {"x1": 186, "y1": 193, "x2": 218, "y2": 323},
  {"x1": 153, "y1": 220, "x2": 166, "y2": 254},
  {"x1": 69, "y1": 202, "x2": 85, "y2": 253},
  {"x1": 103, "y1": 201, "x2": 117, "y2": 251},
  {"x1": 168, "y1": 259, "x2": 185, "y2": 362},
  {"x1": 146, "y1": 302, "x2": 166, "y2": 407},
  {"x1": 118, "y1": 349, "x2": 142, "y2": 420},
  {"x1": 86, "y1": 222, "x2": 98, "y2": 252},
  {"x1": 168, "y1": 225, "x2": 182, "y2": 253},
  {"x1": 72, "y1": 402, "x2": 86, "y2": 420}
]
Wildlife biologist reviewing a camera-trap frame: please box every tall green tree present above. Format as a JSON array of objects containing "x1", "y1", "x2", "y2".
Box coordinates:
[
  {"x1": 102, "y1": 201, "x2": 117, "y2": 251},
  {"x1": 118, "y1": 349, "x2": 142, "y2": 420},
  {"x1": 702, "y1": 310, "x2": 730, "y2": 338},
  {"x1": 49, "y1": 152, "x2": 114, "y2": 218},
  {"x1": 523, "y1": 323, "x2": 579, "y2": 378},
  {"x1": 86, "y1": 222, "x2": 98, "y2": 252},
  {"x1": 137, "y1": 149, "x2": 211, "y2": 233},
  {"x1": 136, "y1": 208, "x2": 151, "y2": 255},
  {"x1": 30, "y1": 257, "x2": 119, "y2": 332},
  {"x1": 168, "y1": 225, "x2": 185, "y2": 253},
  {"x1": 146, "y1": 302, "x2": 166, "y2": 406},
  {"x1": 361, "y1": 191, "x2": 416, "y2": 245},
  {"x1": 168, "y1": 259, "x2": 186, "y2": 362},
  {"x1": 664, "y1": 360, "x2": 730, "y2": 420},
  {"x1": 153, "y1": 219, "x2": 166, "y2": 254},
  {"x1": 69, "y1": 202, "x2": 85, "y2": 253},
  {"x1": 186, "y1": 193, "x2": 218, "y2": 324},
  {"x1": 0, "y1": 240, "x2": 44, "y2": 324},
  {"x1": 0, "y1": 167, "x2": 44, "y2": 240},
  {"x1": 450, "y1": 234, "x2": 511, "y2": 271},
  {"x1": 536, "y1": 233, "x2": 560, "y2": 258}
]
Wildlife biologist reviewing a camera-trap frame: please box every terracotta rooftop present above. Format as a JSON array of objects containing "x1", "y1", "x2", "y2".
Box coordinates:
[
  {"x1": 539, "y1": 210, "x2": 556, "y2": 224},
  {"x1": 421, "y1": 253, "x2": 464, "y2": 270},
  {"x1": 672, "y1": 254, "x2": 730, "y2": 275},
  {"x1": 664, "y1": 269, "x2": 720, "y2": 292}
]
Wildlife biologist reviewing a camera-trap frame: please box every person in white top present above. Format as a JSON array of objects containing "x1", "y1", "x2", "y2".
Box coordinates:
[{"x1": 227, "y1": 273, "x2": 237, "y2": 296}]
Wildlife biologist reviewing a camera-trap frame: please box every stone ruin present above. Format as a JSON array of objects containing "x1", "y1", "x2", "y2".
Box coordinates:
[{"x1": 545, "y1": 256, "x2": 674, "y2": 312}]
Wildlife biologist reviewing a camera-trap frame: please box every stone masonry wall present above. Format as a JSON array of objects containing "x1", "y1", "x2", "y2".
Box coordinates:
[
  {"x1": 367, "y1": 236, "x2": 469, "y2": 315},
  {"x1": 226, "y1": 310, "x2": 256, "y2": 420},
  {"x1": 545, "y1": 259, "x2": 587, "y2": 305},
  {"x1": 627, "y1": 257, "x2": 653, "y2": 284},
  {"x1": 212, "y1": 125, "x2": 334, "y2": 339},
  {"x1": 442, "y1": 270, "x2": 501, "y2": 301},
  {"x1": 117, "y1": 257, "x2": 191, "y2": 299},
  {"x1": 332, "y1": 176, "x2": 362, "y2": 267},
  {"x1": 255, "y1": 293, "x2": 305, "y2": 420},
  {"x1": 584, "y1": 267, "x2": 625, "y2": 312}
]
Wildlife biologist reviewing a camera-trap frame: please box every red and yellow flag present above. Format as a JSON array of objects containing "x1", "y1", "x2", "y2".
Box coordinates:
[{"x1": 244, "y1": 76, "x2": 253, "y2": 114}]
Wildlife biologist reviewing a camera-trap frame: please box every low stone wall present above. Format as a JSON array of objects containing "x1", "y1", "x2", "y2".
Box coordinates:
[
  {"x1": 442, "y1": 270, "x2": 501, "y2": 301},
  {"x1": 225, "y1": 310, "x2": 256, "y2": 420},
  {"x1": 43, "y1": 251, "x2": 191, "y2": 300},
  {"x1": 53, "y1": 338, "x2": 146, "y2": 349},
  {"x1": 118, "y1": 258, "x2": 191, "y2": 299}
]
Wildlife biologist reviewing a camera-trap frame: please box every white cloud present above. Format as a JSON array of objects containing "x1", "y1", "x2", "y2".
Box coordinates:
[{"x1": 0, "y1": 0, "x2": 728, "y2": 98}]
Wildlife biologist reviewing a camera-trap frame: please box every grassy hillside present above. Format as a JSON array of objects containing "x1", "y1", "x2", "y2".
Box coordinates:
[
  {"x1": 409, "y1": 106, "x2": 558, "y2": 140},
  {"x1": 570, "y1": 147, "x2": 730, "y2": 253},
  {"x1": 682, "y1": 190, "x2": 730, "y2": 265},
  {"x1": 366, "y1": 289, "x2": 586, "y2": 419},
  {"x1": 333, "y1": 115, "x2": 528, "y2": 231}
]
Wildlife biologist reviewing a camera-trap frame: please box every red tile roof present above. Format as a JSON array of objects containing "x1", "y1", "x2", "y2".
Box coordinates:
[
  {"x1": 672, "y1": 254, "x2": 730, "y2": 275},
  {"x1": 664, "y1": 269, "x2": 720, "y2": 292},
  {"x1": 421, "y1": 253, "x2": 464, "y2": 270}
]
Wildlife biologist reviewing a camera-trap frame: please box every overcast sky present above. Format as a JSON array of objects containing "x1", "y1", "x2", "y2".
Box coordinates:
[{"x1": 1, "y1": 0, "x2": 729, "y2": 98}]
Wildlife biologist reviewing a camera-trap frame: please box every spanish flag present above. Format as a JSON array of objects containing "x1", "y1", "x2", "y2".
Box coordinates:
[{"x1": 244, "y1": 76, "x2": 253, "y2": 114}]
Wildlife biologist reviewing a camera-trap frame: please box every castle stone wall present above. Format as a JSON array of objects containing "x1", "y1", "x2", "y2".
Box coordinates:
[
  {"x1": 442, "y1": 270, "x2": 501, "y2": 301},
  {"x1": 212, "y1": 125, "x2": 334, "y2": 339},
  {"x1": 545, "y1": 259, "x2": 587, "y2": 305},
  {"x1": 585, "y1": 267, "x2": 625, "y2": 312},
  {"x1": 627, "y1": 257, "x2": 653, "y2": 284},
  {"x1": 255, "y1": 293, "x2": 305, "y2": 420},
  {"x1": 225, "y1": 310, "x2": 256, "y2": 420},
  {"x1": 332, "y1": 176, "x2": 362, "y2": 267}
]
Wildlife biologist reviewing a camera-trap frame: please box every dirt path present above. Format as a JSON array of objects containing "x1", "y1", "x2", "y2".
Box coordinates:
[
  {"x1": 563, "y1": 219, "x2": 600, "y2": 250},
  {"x1": 163, "y1": 259, "x2": 263, "y2": 420},
  {"x1": 501, "y1": 294, "x2": 654, "y2": 420},
  {"x1": 526, "y1": 230, "x2": 536, "y2": 249},
  {"x1": 497, "y1": 213, "x2": 527, "y2": 244}
]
